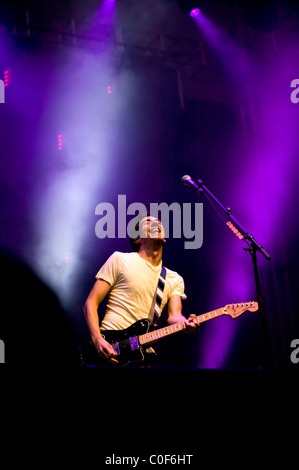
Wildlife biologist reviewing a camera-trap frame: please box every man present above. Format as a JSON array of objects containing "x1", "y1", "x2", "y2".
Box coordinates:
[{"x1": 83, "y1": 214, "x2": 200, "y2": 366}]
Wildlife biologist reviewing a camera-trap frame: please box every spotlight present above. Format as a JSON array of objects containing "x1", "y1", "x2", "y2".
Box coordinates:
[
  {"x1": 4, "y1": 68, "x2": 11, "y2": 87},
  {"x1": 177, "y1": 0, "x2": 201, "y2": 18},
  {"x1": 58, "y1": 133, "x2": 64, "y2": 151},
  {"x1": 64, "y1": 251, "x2": 69, "y2": 264},
  {"x1": 190, "y1": 8, "x2": 200, "y2": 18},
  {"x1": 106, "y1": 82, "x2": 116, "y2": 94}
]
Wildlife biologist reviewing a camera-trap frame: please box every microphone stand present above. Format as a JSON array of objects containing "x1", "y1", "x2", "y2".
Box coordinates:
[{"x1": 186, "y1": 177, "x2": 272, "y2": 369}]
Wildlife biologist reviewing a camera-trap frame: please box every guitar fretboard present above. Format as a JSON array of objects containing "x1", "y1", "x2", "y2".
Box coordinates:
[{"x1": 139, "y1": 308, "x2": 224, "y2": 346}]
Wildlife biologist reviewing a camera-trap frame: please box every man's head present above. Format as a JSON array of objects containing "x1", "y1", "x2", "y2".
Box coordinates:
[{"x1": 129, "y1": 213, "x2": 166, "y2": 252}]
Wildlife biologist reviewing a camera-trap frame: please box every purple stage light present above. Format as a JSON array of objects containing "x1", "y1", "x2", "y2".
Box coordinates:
[
  {"x1": 96, "y1": 0, "x2": 116, "y2": 22},
  {"x1": 106, "y1": 82, "x2": 116, "y2": 94},
  {"x1": 190, "y1": 8, "x2": 200, "y2": 18},
  {"x1": 57, "y1": 133, "x2": 64, "y2": 151},
  {"x1": 64, "y1": 252, "x2": 69, "y2": 265},
  {"x1": 4, "y1": 68, "x2": 11, "y2": 86}
]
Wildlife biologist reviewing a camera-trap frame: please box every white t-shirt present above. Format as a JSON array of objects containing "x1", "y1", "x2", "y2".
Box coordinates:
[{"x1": 95, "y1": 251, "x2": 187, "y2": 330}]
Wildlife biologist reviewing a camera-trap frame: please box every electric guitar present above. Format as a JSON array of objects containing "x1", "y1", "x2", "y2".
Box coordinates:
[{"x1": 82, "y1": 301, "x2": 258, "y2": 367}]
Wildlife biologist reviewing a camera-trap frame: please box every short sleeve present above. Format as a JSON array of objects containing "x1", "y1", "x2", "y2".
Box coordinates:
[
  {"x1": 169, "y1": 274, "x2": 187, "y2": 300},
  {"x1": 95, "y1": 252, "x2": 121, "y2": 287}
]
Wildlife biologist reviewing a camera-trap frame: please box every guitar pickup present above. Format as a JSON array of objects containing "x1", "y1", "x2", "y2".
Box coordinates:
[
  {"x1": 111, "y1": 342, "x2": 120, "y2": 355},
  {"x1": 129, "y1": 336, "x2": 139, "y2": 351}
]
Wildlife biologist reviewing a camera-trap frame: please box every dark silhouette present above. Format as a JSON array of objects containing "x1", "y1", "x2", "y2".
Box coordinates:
[{"x1": 0, "y1": 247, "x2": 80, "y2": 372}]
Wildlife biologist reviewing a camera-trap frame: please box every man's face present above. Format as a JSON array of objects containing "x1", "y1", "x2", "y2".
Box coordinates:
[{"x1": 138, "y1": 216, "x2": 165, "y2": 240}]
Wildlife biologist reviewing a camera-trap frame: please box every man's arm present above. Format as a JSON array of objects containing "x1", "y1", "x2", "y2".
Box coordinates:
[
  {"x1": 167, "y1": 295, "x2": 200, "y2": 333},
  {"x1": 83, "y1": 279, "x2": 119, "y2": 364}
]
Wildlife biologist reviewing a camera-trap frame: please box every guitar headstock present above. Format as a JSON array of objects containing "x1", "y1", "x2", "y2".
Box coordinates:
[{"x1": 223, "y1": 301, "x2": 258, "y2": 318}]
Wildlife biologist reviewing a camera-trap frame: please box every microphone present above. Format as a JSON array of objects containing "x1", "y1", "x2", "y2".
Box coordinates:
[{"x1": 181, "y1": 175, "x2": 201, "y2": 191}]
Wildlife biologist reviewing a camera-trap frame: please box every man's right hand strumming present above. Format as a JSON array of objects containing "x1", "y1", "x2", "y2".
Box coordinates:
[
  {"x1": 92, "y1": 336, "x2": 119, "y2": 364},
  {"x1": 83, "y1": 279, "x2": 119, "y2": 364}
]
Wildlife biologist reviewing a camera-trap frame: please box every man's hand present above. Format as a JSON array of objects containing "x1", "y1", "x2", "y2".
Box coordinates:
[
  {"x1": 168, "y1": 296, "x2": 200, "y2": 334},
  {"x1": 93, "y1": 336, "x2": 119, "y2": 364},
  {"x1": 83, "y1": 279, "x2": 119, "y2": 364},
  {"x1": 184, "y1": 314, "x2": 200, "y2": 334}
]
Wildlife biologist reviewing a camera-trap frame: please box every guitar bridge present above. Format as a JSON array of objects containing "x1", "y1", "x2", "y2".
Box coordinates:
[{"x1": 129, "y1": 336, "x2": 139, "y2": 351}]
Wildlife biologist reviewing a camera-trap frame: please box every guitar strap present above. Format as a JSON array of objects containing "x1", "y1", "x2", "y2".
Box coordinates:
[{"x1": 152, "y1": 265, "x2": 167, "y2": 327}]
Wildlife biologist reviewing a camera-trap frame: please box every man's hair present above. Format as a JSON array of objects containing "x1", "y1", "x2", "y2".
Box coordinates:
[{"x1": 129, "y1": 212, "x2": 152, "y2": 252}]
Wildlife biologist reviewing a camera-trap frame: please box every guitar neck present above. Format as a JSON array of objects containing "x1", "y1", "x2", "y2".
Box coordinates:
[{"x1": 139, "y1": 308, "x2": 225, "y2": 346}]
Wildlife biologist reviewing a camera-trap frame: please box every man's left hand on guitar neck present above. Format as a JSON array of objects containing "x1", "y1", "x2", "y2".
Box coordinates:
[
  {"x1": 184, "y1": 313, "x2": 201, "y2": 333},
  {"x1": 168, "y1": 312, "x2": 200, "y2": 334},
  {"x1": 167, "y1": 295, "x2": 200, "y2": 334}
]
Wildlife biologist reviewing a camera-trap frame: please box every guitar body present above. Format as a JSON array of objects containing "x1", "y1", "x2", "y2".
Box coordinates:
[{"x1": 82, "y1": 319, "x2": 153, "y2": 367}]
